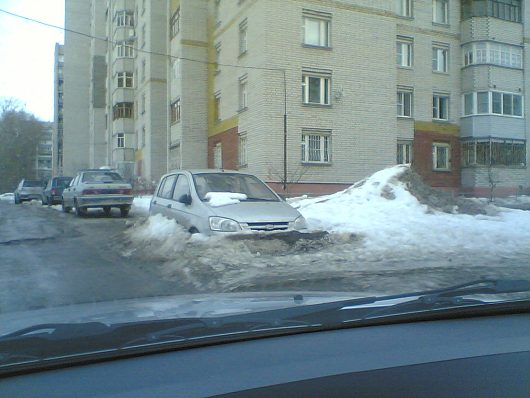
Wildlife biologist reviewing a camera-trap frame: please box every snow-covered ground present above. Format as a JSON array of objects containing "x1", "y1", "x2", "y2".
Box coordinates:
[{"x1": 123, "y1": 165, "x2": 530, "y2": 293}]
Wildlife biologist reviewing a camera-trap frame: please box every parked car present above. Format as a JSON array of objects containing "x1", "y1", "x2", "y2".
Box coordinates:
[
  {"x1": 42, "y1": 176, "x2": 73, "y2": 205},
  {"x1": 13, "y1": 179, "x2": 44, "y2": 204},
  {"x1": 62, "y1": 169, "x2": 133, "y2": 217},
  {"x1": 150, "y1": 170, "x2": 307, "y2": 234}
]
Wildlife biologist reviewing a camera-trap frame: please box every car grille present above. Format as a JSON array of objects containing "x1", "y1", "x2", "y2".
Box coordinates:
[{"x1": 244, "y1": 222, "x2": 290, "y2": 232}]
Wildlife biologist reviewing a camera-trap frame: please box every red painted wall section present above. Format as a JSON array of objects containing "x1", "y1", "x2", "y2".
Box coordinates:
[
  {"x1": 413, "y1": 129, "x2": 460, "y2": 189},
  {"x1": 207, "y1": 127, "x2": 239, "y2": 170}
]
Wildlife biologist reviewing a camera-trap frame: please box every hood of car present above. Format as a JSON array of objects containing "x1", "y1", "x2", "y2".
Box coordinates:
[
  {"x1": 0, "y1": 292, "x2": 357, "y2": 336},
  {"x1": 208, "y1": 201, "x2": 301, "y2": 223}
]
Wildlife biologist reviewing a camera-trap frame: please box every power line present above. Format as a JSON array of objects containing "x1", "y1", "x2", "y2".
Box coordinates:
[{"x1": 0, "y1": 8, "x2": 286, "y2": 73}]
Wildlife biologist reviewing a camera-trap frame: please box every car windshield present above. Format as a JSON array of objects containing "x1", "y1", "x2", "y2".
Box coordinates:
[
  {"x1": 54, "y1": 177, "x2": 71, "y2": 187},
  {"x1": 22, "y1": 180, "x2": 42, "y2": 187},
  {"x1": 193, "y1": 173, "x2": 280, "y2": 202},
  {"x1": 1, "y1": 0, "x2": 530, "y2": 376},
  {"x1": 81, "y1": 171, "x2": 123, "y2": 183}
]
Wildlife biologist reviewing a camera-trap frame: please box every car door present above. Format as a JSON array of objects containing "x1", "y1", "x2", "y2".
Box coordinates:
[
  {"x1": 168, "y1": 173, "x2": 196, "y2": 230},
  {"x1": 151, "y1": 174, "x2": 177, "y2": 218},
  {"x1": 62, "y1": 176, "x2": 78, "y2": 206}
]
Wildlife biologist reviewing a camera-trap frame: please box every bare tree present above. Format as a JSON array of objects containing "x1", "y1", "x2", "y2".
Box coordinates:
[
  {"x1": 0, "y1": 99, "x2": 45, "y2": 193},
  {"x1": 267, "y1": 166, "x2": 309, "y2": 195},
  {"x1": 487, "y1": 160, "x2": 499, "y2": 203}
]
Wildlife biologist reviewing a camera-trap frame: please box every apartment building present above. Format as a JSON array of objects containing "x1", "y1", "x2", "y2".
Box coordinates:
[
  {"x1": 36, "y1": 124, "x2": 53, "y2": 181},
  {"x1": 52, "y1": 44, "x2": 64, "y2": 176},
  {"x1": 62, "y1": 0, "x2": 530, "y2": 196}
]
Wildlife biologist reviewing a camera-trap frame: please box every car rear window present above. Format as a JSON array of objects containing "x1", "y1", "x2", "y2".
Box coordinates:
[
  {"x1": 23, "y1": 180, "x2": 43, "y2": 187},
  {"x1": 54, "y1": 178, "x2": 72, "y2": 188},
  {"x1": 82, "y1": 172, "x2": 123, "y2": 183}
]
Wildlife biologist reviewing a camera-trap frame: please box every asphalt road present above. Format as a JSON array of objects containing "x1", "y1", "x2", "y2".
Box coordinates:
[{"x1": 0, "y1": 201, "x2": 178, "y2": 313}]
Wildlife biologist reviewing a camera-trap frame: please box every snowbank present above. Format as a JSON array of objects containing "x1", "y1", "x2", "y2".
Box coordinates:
[{"x1": 291, "y1": 165, "x2": 530, "y2": 257}]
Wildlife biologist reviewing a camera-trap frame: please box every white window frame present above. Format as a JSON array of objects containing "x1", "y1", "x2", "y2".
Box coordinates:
[
  {"x1": 117, "y1": 133, "x2": 125, "y2": 148},
  {"x1": 214, "y1": 92, "x2": 221, "y2": 122},
  {"x1": 117, "y1": 72, "x2": 133, "y2": 88},
  {"x1": 170, "y1": 99, "x2": 181, "y2": 124},
  {"x1": 461, "y1": 91, "x2": 523, "y2": 117},
  {"x1": 397, "y1": 141, "x2": 413, "y2": 164},
  {"x1": 432, "y1": 46, "x2": 449, "y2": 73},
  {"x1": 301, "y1": 130, "x2": 332, "y2": 164},
  {"x1": 239, "y1": 133, "x2": 248, "y2": 167},
  {"x1": 303, "y1": 12, "x2": 331, "y2": 48},
  {"x1": 215, "y1": 42, "x2": 221, "y2": 73},
  {"x1": 432, "y1": 142, "x2": 451, "y2": 171},
  {"x1": 239, "y1": 19, "x2": 248, "y2": 55},
  {"x1": 396, "y1": 0, "x2": 413, "y2": 17},
  {"x1": 433, "y1": 94, "x2": 449, "y2": 120},
  {"x1": 433, "y1": 0, "x2": 449, "y2": 24},
  {"x1": 116, "y1": 41, "x2": 134, "y2": 58},
  {"x1": 238, "y1": 76, "x2": 248, "y2": 111},
  {"x1": 116, "y1": 10, "x2": 134, "y2": 27},
  {"x1": 214, "y1": 143, "x2": 222, "y2": 169},
  {"x1": 397, "y1": 38, "x2": 413, "y2": 68},
  {"x1": 462, "y1": 42, "x2": 523, "y2": 69},
  {"x1": 397, "y1": 90, "x2": 413, "y2": 118},
  {"x1": 302, "y1": 73, "x2": 331, "y2": 105},
  {"x1": 170, "y1": 8, "x2": 180, "y2": 38}
]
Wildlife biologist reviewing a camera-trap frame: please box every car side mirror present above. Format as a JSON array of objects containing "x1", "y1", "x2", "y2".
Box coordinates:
[{"x1": 179, "y1": 194, "x2": 192, "y2": 205}]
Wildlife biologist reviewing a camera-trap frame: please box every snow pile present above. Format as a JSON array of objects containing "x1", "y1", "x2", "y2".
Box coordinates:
[
  {"x1": 205, "y1": 192, "x2": 247, "y2": 207},
  {"x1": 291, "y1": 165, "x2": 530, "y2": 257},
  {"x1": 132, "y1": 196, "x2": 152, "y2": 215}
]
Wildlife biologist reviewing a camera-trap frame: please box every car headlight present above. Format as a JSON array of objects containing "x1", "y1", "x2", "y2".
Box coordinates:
[
  {"x1": 293, "y1": 216, "x2": 308, "y2": 231},
  {"x1": 209, "y1": 217, "x2": 241, "y2": 232}
]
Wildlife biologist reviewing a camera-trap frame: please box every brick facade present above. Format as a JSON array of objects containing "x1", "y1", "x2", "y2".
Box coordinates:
[
  {"x1": 208, "y1": 126, "x2": 239, "y2": 170},
  {"x1": 413, "y1": 129, "x2": 460, "y2": 190}
]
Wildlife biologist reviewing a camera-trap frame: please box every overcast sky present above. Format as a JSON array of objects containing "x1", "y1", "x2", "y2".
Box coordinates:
[{"x1": 0, "y1": 0, "x2": 65, "y2": 121}]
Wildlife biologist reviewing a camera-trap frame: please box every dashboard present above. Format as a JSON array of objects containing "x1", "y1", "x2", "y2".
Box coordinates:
[{"x1": 2, "y1": 313, "x2": 530, "y2": 397}]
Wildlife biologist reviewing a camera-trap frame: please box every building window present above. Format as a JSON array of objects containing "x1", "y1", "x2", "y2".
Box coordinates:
[
  {"x1": 170, "y1": 99, "x2": 181, "y2": 124},
  {"x1": 462, "y1": 42, "x2": 522, "y2": 68},
  {"x1": 462, "y1": 138, "x2": 526, "y2": 167},
  {"x1": 141, "y1": 126, "x2": 146, "y2": 147},
  {"x1": 238, "y1": 76, "x2": 248, "y2": 111},
  {"x1": 214, "y1": 0, "x2": 221, "y2": 25},
  {"x1": 117, "y1": 133, "x2": 125, "y2": 148},
  {"x1": 141, "y1": 24, "x2": 146, "y2": 48},
  {"x1": 433, "y1": 95, "x2": 449, "y2": 120},
  {"x1": 239, "y1": 133, "x2": 247, "y2": 166},
  {"x1": 432, "y1": 46, "x2": 449, "y2": 72},
  {"x1": 115, "y1": 10, "x2": 134, "y2": 27},
  {"x1": 141, "y1": 94, "x2": 146, "y2": 115},
  {"x1": 141, "y1": 59, "x2": 146, "y2": 82},
  {"x1": 113, "y1": 102, "x2": 133, "y2": 120},
  {"x1": 303, "y1": 11, "x2": 331, "y2": 48},
  {"x1": 433, "y1": 0, "x2": 449, "y2": 24},
  {"x1": 116, "y1": 41, "x2": 134, "y2": 58},
  {"x1": 396, "y1": 0, "x2": 413, "y2": 17},
  {"x1": 301, "y1": 131, "x2": 331, "y2": 164},
  {"x1": 397, "y1": 90, "x2": 413, "y2": 117},
  {"x1": 214, "y1": 93, "x2": 221, "y2": 122},
  {"x1": 432, "y1": 143, "x2": 451, "y2": 170},
  {"x1": 214, "y1": 143, "x2": 222, "y2": 169},
  {"x1": 464, "y1": 0, "x2": 523, "y2": 22},
  {"x1": 302, "y1": 73, "x2": 331, "y2": 105},
  {"x1": 117, "y1": 72, "x2": 133, "y2": 88},
  {"x1": 397, "y1": 141, "x2": 413, "y2": 164},
  {"x1": 463, "y1": 91, "x2": 523, "y2": 117},
  {"x1": 215, "y1": 42, "x2": 221, "y2": 73},
  {"x1": 397, "y1": 37, "x2": 413, "y2": 67},
  {"x1": 239, "y1": 19, "x2": 248, "y2": 55},
  {"x1": 170, "y1": 8, "x2": 180, "y2": 38}
]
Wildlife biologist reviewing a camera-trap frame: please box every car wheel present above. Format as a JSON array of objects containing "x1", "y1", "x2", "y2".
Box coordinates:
[
  {"x1": 74, "y1": 201, "x2": 87, "y2": 217},
  {"x1": 103, "y1": 207, "x2": 111, "y2": 217},
  {"x1": 120, "y1": 206, "x2": 130, "y2": 218},
  {"x1": 189, "y1": 227, "x2": 199, "y2": 234},
  {"x1": 14, "y1": 195, "x2": 20, "y2": 204},
  {"x1": 41, "y1": 195, "x2": 47, "y2": 205},
  {"x1": 62, "y1": 198, "x2": 71, "y2": 213}
]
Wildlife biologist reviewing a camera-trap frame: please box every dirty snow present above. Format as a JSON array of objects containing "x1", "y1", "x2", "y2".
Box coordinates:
[
  {"x1": 205, "y1": 192, "x2": 247, "y2": 207},
  {"x1": 122, "y1": 165, "x2": 530, "y2": 293}
]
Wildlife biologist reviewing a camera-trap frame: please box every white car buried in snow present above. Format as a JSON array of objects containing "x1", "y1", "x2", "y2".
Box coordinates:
[
  {"x1": 62, "y1": 169, "x2": 134, "y2": 217},
  {"x1": 149, "y1": 170, "x2": 307, "y2": 235}
]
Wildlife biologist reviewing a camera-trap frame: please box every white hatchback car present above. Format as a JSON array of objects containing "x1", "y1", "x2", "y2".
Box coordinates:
[{"x1": 150, "y1": 170, "x2": 307, "y2": 235}]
